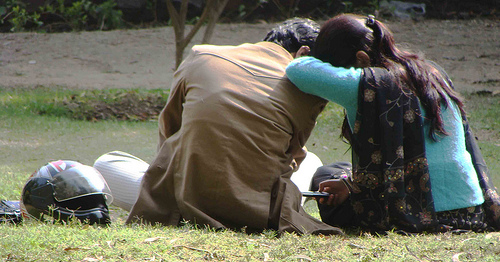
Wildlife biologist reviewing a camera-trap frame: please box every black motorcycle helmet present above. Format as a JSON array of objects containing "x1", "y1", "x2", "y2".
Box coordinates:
[{"x1": 21, "y1": 160, "x2": 113, "y2": 225}]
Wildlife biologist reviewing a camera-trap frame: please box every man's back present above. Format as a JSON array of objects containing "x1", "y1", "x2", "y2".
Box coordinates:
[{"x1": 127, "y1": 42, "x2": 340, "y2": 235}]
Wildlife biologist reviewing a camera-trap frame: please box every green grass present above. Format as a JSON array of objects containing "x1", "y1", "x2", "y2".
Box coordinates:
[
  {"x1": 0, "y1": 86, "x2": 169, "y2": 121},
  {"x1": 1, "y1": 86, "x2": 499, "y2": 261},
  {"x1": 0, "y1": 113, "x2": 158, "y2": 200},
  {"x1": 2, "y1": 220, "x2": 500, "y2": 261},
  {"x1": 0, "y1": 87, "x2": 163, "y2": 200},
  {"x1": 463, "y1": 93, "x2": 500, "y2": 186}
]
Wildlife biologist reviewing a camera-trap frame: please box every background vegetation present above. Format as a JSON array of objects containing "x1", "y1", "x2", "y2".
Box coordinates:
[{"x1": 1, "y1": 0, "x2": 497, "y2": 33}]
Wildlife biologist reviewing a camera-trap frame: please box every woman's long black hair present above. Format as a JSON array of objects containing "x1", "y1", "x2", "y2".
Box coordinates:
[{"x1": 313, "y1": 14, "x2": 466, "y2": 141}]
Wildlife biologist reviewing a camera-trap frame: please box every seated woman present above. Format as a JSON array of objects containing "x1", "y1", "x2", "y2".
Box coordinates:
[{"x1": 286, "y1": 14, "x2": 500, "y2": 233}]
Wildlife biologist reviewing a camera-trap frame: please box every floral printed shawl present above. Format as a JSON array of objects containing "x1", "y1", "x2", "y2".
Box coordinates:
[
  {"x1": 348, "y1": 67, "x2": 437, "y2": 232},
  {"x1": 348, "y1": 67, "x2": 500, "y2": 232}
]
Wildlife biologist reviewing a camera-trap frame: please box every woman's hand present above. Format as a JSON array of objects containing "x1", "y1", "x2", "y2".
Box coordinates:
[{"x1": 318, "y1": 179, "x2": 350, "y2": 206}]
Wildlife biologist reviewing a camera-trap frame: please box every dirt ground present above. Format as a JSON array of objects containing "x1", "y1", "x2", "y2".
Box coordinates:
[{"x1": 0, "y1": 19, "x2": 499, "y2": 94}]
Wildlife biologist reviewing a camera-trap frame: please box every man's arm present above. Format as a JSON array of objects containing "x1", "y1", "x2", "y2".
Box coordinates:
[{"x1": 157, "y1": 57, "x2": 193, "y2": 150}]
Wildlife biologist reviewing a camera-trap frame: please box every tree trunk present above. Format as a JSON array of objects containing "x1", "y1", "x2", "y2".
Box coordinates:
[
  {"x1": 167, "y1": 0, "x2": 229, "y2": 69},
  {"x1": 202, "y1": 0, "x2": 230, "y2": 44}
]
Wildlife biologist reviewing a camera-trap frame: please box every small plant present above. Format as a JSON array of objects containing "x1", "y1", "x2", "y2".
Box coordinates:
[
  {"x1": 7, "y1": 5, "x2": 27, "y2": 31},
  {"x1": 0, "y1": 0, "x2": 23, "y2": 22},
  {"x1": 7, "y1": 6, "x2": 43, "y2": 32},
  {"x1": 2, "y1": 0, "x2": 123, "y2": 32},
  {"x1": 65, "y1": 0, "x2": 93, "y2": 30},
  {"x1": 94, "y1": 0, "x2": 123, "y2": 30}
]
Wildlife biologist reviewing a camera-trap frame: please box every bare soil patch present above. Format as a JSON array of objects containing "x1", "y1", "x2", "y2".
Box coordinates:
[{"x1": 1, "y1": 19, "x2": 498, "y2": 94}]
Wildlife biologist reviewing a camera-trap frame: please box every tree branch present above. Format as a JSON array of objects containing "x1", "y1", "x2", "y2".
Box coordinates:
[
  {"x1": 182, "y1": 0, "x2": 215, "y2": 46},
  {"x1": 202, "y1": 0, "x2": 229, "y2": 44}
]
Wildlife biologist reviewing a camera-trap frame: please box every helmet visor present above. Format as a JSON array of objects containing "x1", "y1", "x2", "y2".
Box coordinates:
[{"x1": 52, "y1": 165, "x2": 113, "y2": 205}]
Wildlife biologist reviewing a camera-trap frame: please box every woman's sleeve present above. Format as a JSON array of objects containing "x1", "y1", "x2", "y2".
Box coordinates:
[{"x1": 286, "y1": 56, "x2": 361, "y2": 110}]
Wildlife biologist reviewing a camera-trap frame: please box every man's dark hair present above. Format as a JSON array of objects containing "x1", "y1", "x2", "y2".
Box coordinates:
[{"x1": 263, "y1": 18, "x2": 320, "y2": 54}]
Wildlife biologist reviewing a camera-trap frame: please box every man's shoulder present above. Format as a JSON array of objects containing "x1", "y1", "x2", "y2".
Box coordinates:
[
  {"x1": 191, "y1": 42, "x2": 289, "y2": 58},
  {"x1": 191, "y1": 43, "x2": 256, "y2": 53},
  {"x1": 186, "y1": 42, "x2": 292, "y2": 74}
]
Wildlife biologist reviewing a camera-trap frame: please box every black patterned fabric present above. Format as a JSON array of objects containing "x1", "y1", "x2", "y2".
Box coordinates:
[
  {"x1": 347, "y1": 67, "x2": 438, "y2": 232},
  {"x1": 462, "y1": 111, "x2": 500, "y2": 229}
]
